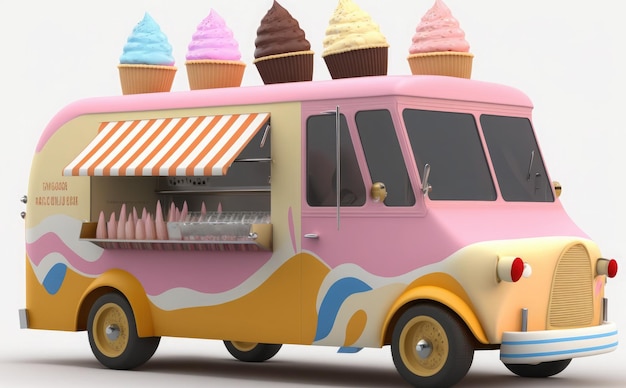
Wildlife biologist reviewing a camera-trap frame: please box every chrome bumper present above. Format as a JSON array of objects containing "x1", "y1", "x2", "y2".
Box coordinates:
[
  {"x1": 19, "y1": 309, "x2": 29, "y2": 329},
  {"x1": 500, "y1": 321, "x2": 618, "y2": 364}
]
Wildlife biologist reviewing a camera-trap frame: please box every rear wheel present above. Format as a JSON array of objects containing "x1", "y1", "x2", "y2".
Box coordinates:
[
  {"x1": 504, "y1": 359, "x2": 571, "y2": 378},
  {"x1": 391, "y1": 305, "x2": 474, "y2": 388},
  {"x1": 224, "y1": 341, "x2": 282, "y2": 362},
  {"x1": 87, "y1": 293, "x2": 160, "y2": 369}
]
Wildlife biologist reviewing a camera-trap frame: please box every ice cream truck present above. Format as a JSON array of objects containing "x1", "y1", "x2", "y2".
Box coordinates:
[{"x1": 21, "y1": 75, "x2": 618, "y2": 387}]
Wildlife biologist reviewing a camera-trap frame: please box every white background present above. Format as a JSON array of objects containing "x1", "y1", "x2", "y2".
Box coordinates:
[{"x1": 1, "y1": 0, "x2": 625, "y2": 386}]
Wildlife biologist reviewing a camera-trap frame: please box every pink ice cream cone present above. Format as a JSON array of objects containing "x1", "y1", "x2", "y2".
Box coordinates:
[
  {"x1": 117, "y1": 206, "x2": 127, "y2": 239},
  {"x1": 145, "y1": 213, "x2": 156, "y2": 240},
  {"x1": 180, "y1": 201, "x2": 189, "y2": 221},
  {"x1": 107, "y1": 212, "x2": 118, "y2": 239},
  {"x1": 156, "y1": 200, "x2": 163, "y2": 218},
  {"x1": 125, "y1": 218, "x2": 135, "y2": 240},
  {"x1": 131, "y1": 207, "x2": 138, "y2": 224},
  {"x1": 96, "y1": 211, "x2": 107, "y2": 239},
  {"x1": 156, "y1": 221, "x2": 168, "y2": 240},
  {"x1": 135, "y1": 219, "x2": 146, "y2": 240},
  {"x1": 156, "y1": 201, "x2": 168, "y2": 240},
  {"x1": 168, "y1": 202, "x2": 176, "y2": 222}
]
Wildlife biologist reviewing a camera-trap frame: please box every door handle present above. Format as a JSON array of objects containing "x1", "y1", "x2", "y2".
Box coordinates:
[{"x1": 304, "y1": 233, "x2": 319, "y2": 239}]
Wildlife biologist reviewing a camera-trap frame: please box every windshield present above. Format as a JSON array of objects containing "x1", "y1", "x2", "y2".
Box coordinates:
[
  {"x1": 403, "y1": 109, "x2": 496, "y2": 201},
  {"x1": 403, "y1": 109, "x2": 553, "y2": 202},
  {"x1": 481, "y1": 115, "x2": 553, "y2": 202}
]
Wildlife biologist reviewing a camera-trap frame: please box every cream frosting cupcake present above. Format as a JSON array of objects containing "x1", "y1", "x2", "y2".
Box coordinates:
[{"x1": 322, "y1": 0, "x2": 389, "y2": 79}]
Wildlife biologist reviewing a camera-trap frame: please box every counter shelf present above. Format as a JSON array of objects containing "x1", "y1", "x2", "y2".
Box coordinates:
[{"x1": 79, "y1": 211, "x2": 272, "y2": 251}]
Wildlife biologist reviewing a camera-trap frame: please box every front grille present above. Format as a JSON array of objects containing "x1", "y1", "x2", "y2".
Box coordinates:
[{"x1": 547, "y1": 244, "x2": 594, "y2": 328}]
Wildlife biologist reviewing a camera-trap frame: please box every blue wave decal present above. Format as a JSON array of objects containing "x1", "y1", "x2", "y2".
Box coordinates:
[
  {"x1": 314, "y1": 277, "x2": 372, "y2": 341},
  {"x1": 42, "y1": 263, "x2": 67, "y2": 295},
  {"x1": 338, "y1": 347, "x2": 363, "y2": 353}
]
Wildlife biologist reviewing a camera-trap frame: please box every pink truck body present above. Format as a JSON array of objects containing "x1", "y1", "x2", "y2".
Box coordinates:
[{"x1": 21, "y1": 75, "x2": 618, "y2": 386}]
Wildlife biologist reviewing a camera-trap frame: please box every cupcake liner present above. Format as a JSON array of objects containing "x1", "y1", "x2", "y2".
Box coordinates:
[
  {"x1": 253, "y1": 50, "x2": 314, "y2": 85},
  {"x1": 322, "y1": 47, "x2": 388, "y2": 79},
  {"x1": 407, "y1": 52, "x2": 474, "y2": 79},
  {"x1": 118, "y1": 64, "x2": 177, "y2": 95},
  {"x1": 185, "y1": 60, "x2": 246, "y2": 90}
]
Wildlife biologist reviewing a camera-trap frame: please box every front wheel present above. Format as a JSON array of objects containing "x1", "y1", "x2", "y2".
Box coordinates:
[
  {"x1": 391, "y1": 305, "x2": 474, "y2": 388},
  {"x1": 87, "y1": 293, "x2": 160, "y2": 370},
  {"x1": 224, "y1": 341, "x2": 282, "y2": 362},
  {"x1": 504, "y1": 359, "x2": 571, "y2": 378}
]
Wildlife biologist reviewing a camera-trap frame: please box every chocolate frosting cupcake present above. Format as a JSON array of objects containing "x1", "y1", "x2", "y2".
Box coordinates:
[{"x1": 254, "y1": 1, "x2": 311, "y2": 58}]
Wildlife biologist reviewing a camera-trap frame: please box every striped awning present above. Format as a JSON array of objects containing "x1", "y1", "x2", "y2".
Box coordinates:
[{"x1": 63, "y1": 112, "x2": 270, "y2": 177}]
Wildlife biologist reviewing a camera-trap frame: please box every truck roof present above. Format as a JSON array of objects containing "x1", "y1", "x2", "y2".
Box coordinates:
[{"x1": 36, "y1": 75, "x2": 533, "y2": 152}]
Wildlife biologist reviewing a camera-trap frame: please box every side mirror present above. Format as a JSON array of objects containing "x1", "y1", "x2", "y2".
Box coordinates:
[
  {"x1": 552, "y1": 181, "x2": 562, "y2": 197},
  {"x1": 370, "y1": 182, "x2": 387, "y2": 203}
]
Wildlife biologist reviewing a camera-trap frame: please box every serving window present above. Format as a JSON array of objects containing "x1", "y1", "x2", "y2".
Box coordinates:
[{"x1": 66, "y1": 112, "x2": 273, "y2": 251}]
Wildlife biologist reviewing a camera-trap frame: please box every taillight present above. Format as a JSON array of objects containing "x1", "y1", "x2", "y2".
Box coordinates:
[
  {"x1": 597, "y1": 258, "x2": 618, "y2": 278},
  {"x1": 497, "y1": 256, "x2": 528, "y2": 282}
]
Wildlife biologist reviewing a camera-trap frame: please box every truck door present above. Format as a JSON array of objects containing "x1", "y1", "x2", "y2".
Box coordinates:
[{"x1": 300, "y1": 109, "x2": 419, "y2": 345}]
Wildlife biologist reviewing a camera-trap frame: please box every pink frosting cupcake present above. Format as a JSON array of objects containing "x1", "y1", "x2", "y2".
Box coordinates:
[
  {"x1": 407, "y1": 0, "x2": 473, "y2": 78},
  {"x1": 185, "y1": 9, "x2": 245, "y2": 89}
]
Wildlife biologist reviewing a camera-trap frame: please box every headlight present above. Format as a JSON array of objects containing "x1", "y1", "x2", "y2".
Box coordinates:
[{"x1": 596, "y1": 258, "x2": 618, "y2": 278}]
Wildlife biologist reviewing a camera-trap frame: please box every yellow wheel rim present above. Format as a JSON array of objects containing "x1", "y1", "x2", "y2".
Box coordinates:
[
  {"x1": 399, "y1": 315, "x2": 449, "y2": 377},
  {"x1": 92, "y1": 302, "x2": 129, "y2": 358},
  {"x1": 230, "y1": 341, "x2": 258, "y2": 352}
]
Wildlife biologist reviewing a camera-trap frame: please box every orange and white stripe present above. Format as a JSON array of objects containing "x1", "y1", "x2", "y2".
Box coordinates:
[{"x1": 63, "y1": 113, "x2": 270, "y2": 177}]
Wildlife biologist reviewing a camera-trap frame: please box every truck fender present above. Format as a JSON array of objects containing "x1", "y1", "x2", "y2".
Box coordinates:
[
  {"x1": 77, "y1": 269, "x2": 155, "y2": 337},
  {"x1": 382, "y1": 284, "x2": 489, "y2": 345}
]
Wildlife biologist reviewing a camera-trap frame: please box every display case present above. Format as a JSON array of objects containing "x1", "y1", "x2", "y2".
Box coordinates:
[{"x1": 79, "y1": 210, "x2": 272, "y2": 251}]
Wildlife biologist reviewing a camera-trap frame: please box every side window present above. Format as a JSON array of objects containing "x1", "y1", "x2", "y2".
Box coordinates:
[
  {"x1": 306, "y1": 114, "x2": 366, "y2": 207},
  {"x1": 356, "y1": 110, "x2": 415, "y2": 206},
  {"x1": 404, "y1": 109, "x2": 496, "y2": 201}
]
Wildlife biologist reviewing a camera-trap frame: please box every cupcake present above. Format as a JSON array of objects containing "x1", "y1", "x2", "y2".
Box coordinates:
[
  {"x1": 407, "y1": 0, "x2": 473, "y2": 78},
  {"x1": 253, "y1": 1, "x2": 314, "y2": 84},
  {"x1": 118, "y1": 13, "x2": 177, "y2": 94},
  {"x1": 322, "y1": 0, "x2": 389, "y2": 79},
  {"x1": 186, "y1": 9, "x2": 246, "y2": 90}
]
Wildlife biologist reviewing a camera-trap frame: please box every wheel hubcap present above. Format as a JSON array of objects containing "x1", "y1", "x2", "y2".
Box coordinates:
[
  {"x1": 399, "y1": 316, "x2": 449, "y2": 377},
  {"x1": 106, "y1": 324, "x2": 121, "y2": 341},
  {"x1": 415, "y1": 339, "x2": 432, "y2": 358},
  {"x1": 231, "y1": 341, "x2": 258, "y2": 352},
  {"x1": 92, "y1": 303, "x2": 129, "y2": 358}
]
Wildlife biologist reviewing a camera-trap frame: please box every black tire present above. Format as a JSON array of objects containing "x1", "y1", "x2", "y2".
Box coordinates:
[
  {"x1": 224, "y1": 341, "x2": 282, "y2": 362},
  {"x1": 504, "y1": 359, "x2": 572, "y2": 378},
  {"x1": 391, "y1": 305, "x2": 474, "y2": 388},
  {"x1": 87, "y1": 293, "x2": 160, "y2": 370}
]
